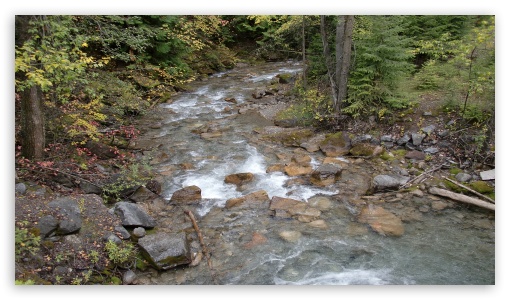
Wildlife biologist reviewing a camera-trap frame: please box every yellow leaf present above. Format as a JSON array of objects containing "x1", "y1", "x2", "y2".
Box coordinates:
[{"x1": 81, "y1": 42, "x2": 88, "y2": 48}]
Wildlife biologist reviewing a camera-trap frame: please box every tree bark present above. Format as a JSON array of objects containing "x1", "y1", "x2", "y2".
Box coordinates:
[
  {"x1": 302, "y1": 15, "x2": 307, "y2": 89},
  {"x1": 337, "y1": 16, "x2": 354, "y2": 112},
  {"x1": 320, "y1": 16, "x2": 339, "y2": 109},
  {"x1": 429, "y1": 187, "x2": 495, "y2": 211}
]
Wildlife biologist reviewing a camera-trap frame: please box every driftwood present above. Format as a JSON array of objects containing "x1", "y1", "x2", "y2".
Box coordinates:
[
  {"x1": 429, "y1": 187, "x2": 495, "y2": 211},
  {"x1": 442, "y1": 176, "x2": 495, "y2": 203},
  {"x1": 184, "y1": 210, "x2": 218, "y2": 284}
]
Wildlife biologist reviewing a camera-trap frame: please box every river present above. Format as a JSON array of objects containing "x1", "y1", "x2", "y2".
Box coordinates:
[{"x1": 133, "y1": 61, "x2": 495, "y2": 285}]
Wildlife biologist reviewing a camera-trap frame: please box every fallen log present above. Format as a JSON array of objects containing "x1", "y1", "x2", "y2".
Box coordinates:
[{"x1": 428, "y1": 187, "x2": 495, "y2": 211}]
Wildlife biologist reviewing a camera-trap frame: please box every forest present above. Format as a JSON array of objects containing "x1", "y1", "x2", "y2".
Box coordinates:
[{"x1": 14, "y1": 15, "x2": 495, "y2": 285}]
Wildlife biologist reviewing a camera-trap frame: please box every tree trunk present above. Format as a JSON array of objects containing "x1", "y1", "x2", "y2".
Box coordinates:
[
  {"x1": 21, "y1": 85, "x2": 45, "y2": 160},
  {"x1": 320, "y1": 16, "x2": 339, "y2": 109},
  {"x1": 302, "y1": 15, "x2": 307, "y2": 89},
  {"x1": 337, "y1": 15, "x2": 354, "y2": 112},
  {"x1": 335, "y1": 16, "x2": 346, "y2": 98}
]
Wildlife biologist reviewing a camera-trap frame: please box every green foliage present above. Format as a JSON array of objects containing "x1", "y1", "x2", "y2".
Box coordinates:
[
  {"x1": 344, "y1": 16, "x2": 414, "y2": 118},
  {"x1": 15, "y1": 279, "x2": 36, "y2": 285},
  {"x1": 102, "y1": 159, "x2": 153, "y2": 202},
  {"x1": 104, "y1": 240, "x2": 138, "y2": 267},
  {"x1": 15, "y1": 222, "x2": 41, "y2": 261}
]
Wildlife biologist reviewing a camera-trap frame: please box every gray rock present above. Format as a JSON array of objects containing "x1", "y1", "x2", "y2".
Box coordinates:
[
  {"x1": 455, "y1": 173, "x2": 472, "y2": 183},
  {"x1": 133, "y1": 227, "x2": 146, "y2": 238},
  {"x1": 114, "y1": 202, "x2": 156, "y2": 228},
  {"x1": 396, "y1": 134, "x2": 411, "y2": 146},
  {"x1": 37, "y1": 215, "x2": 58, "y2": 237},
  {"x1": 15, "y1": 183, "x2": 27, "y2": 195},
  {"x1": 103, "y1": 232, "x2": 122, "y2": 244},
  {"x1": 310, "y1": 164, "x2": 342, "y2": 187},
  {"x1": 115, "y1": 226, "x2": 131, "y2": 240},
  {"x1": 438, "y1": 130, "x2": 450, "y2": 138},
  {"x1": 138, "y1": 232, "x2": 191, "y2": 270},
  {"x1": 351, "y1": 134, "x2": 373, "y2": 145},
  {"x1": 412, "y1": 133, "x2": 426, "y2": 146},
  {"x1": 123, "y1": 270, "x2": 137, "y2": 285},
  {"x1": 480, "y1": 169, "x2": 495, "y2": 181},
  {"x1": 421, "y1": 125, "x2": 436, "y2": 135},
  {"x1": 47, "y1": 197, "x2": 82, "y2": 235},
  {"x1": 423, "y1": 147, "x2": 440, "y2": 154},
  {"x1": 372, "y1": 174, "x2": 410, "y2": 191},
  {"x1": 405, "y1": 150, "x2": 426, "y2": 160},
  {"x1": 380, "y1": 135, "x2": 394, "y2": 142},
  {"x1": 79, "y1": 181, "x2": 102, "y2": 194}
]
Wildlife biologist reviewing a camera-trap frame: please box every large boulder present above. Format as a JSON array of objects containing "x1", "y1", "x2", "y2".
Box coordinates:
[
  {"x1": 358, "y1": 205, "x2": 404, "y2": 237},
  {"x1": 170, "y1": 185, "x2": 202, "y2": 202},
  {"x1": 138, "y1": 232, "x2": 191, "y2": 270},
  {"x1": 310, "y1": 164, "x2": 342, "y2": 187},
  {"x1": 114, "y1": 202, "x2": 156, "y2": 229},
  {"x1": 225, "y1": 190, "x2": 270, "y2": 209},
  {"x1": 319, "y1": 131, "x2": 352, "y2": 157},
  {"x1": 129, "y1": 186, "x2": 161, "y2": 203},
  {"x1": 372, "y1": 174, "x2": 410, "y2": 192}
]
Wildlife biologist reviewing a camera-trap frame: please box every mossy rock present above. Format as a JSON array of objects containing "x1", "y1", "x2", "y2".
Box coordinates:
[
  {"x1": 276, "y1": 73, "x2": 294, "y2": 84},
  {"x1": 132, "y1": 74, "x2": 161, "y2": 89},
  {"x1": 449, "y1": 167, "x2": 463, "y2": 175},
  {"x1": 468, "y1": 181, "x2": 495, "y2": 194},
  {"x1": 380, "y1": 151, "x2": 395, "y2": 161},
  {"x1": 350, "y1": 143, "x2": 377, "y2": 157},
  {"x1": 320, "y1": 131, "x2": 352, "y2": 157},
  {"x1": 261, "y1": 129, "x2": 314, "y2": 147},
  {"x1": 109, "y1": 276, "x2": 122, "y2": 285}
]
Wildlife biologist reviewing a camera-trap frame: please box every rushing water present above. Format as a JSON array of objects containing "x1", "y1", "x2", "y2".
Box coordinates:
[{"x1": 135, "y1": 61, "x2": 495, "y2": 285}]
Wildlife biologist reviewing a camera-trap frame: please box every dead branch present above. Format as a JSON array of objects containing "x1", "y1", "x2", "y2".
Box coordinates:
[
  {"x1": 428, "y1": 187, "x2": 495, "y2": 211},
  {"x1": 184, "y1": 210, "x2": 218, "y2": 284},
  {"x1": 400, "y1": 164, "x2": 445, "y2": 189},
  {"x1": 442, "y1": 176, "x2": 495, "y2": 203}
]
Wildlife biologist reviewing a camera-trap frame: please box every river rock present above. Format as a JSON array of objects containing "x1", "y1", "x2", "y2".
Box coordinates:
[
  {"x1": 146, "y1": 179, "x2": 162, "y2": 195},
  {"x1": 320, "y1": 131, "x2": 352, "y2": 157},
  {"x1": 308, "y1": 219, "x2": 328, "y2": 229},
  {"x1": 224, "y1": 172, "x2": 254, "y2": 186},
  {"x1": 307, "y1": 196, "x2": 332, "y2": 211},
  {"x1": 300, "y1": 134, "x2": 326, "y2": 152},
  {"x1": 284, "y1": 163, "x2": 312, "y2": 176},
  {"x1": 225, "y1": 190, "x2": 270, "y2": 209},
  {"x1": 170, "y1": 185, "x2": 202, "y2": 202},
  {"x1": 114, "y1": 202, "x2": 156, "y2": 229},
  {"x1": 243, "y1": 232, "x2": 267, "y2": 249},
  {"x1": 358, "y1": 205, "x2": 404, "y2": 237},
  {"x1": 278, "y1": 231, "x2": 302, "y2": 243},
  {"x1": 310, "y1": 163, "x2": 342, "y2": 187},
  {"x1": 431, "y1": 201, "x2": 448, "y2": 211},
  {"x1": 372, "y1": 174, "x2": 410, "y2": 192},
  {"x1": 138, "y1": 232, "x2": 191, "y2": 270},
  {"x1": 270, "y1": 196, "x2": 321, "y2": 222}
]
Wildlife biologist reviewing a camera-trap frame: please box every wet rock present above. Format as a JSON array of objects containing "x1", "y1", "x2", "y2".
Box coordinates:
[
  {"x1": 319, "y1": 131, "x2": 352, "y2": 157},
  {"x1": 225, "y1": 190, "x2": 270, "y2": 209},
  {"x1": 225, "y1": 97, "x2": 237, "y2": 104},
  {"x1": 224, "y1": 172, "x2": 254, "y2": 186},
  {"x1": 372, "y1": 174, "x2": 410, "y2": 191},
  {"x1": 270, "y1": 196, "x2": 321, "y2": 222},
  {"x1": 308, "y1": 219, "x2": 328, "y2": 229},
  {"x1": 455, "y1": 173, "x2": 472, "y2": 183},
  {"x1": 323, "y1": 157, "x2": 350, "y2": 167},
  {"x1": 243, "y1": 232, "x2": 267, "y2": 249},
  {"x1": 138, "y1": 232, "x2": 191, "y2": 270},
  {"x1": 310, "y1": 163, "x2": 342, "y2": 187},
  {"x1": 358, "y1": 205, "x2": 404, "y2": 237},
  {"x1": 201, "y1": 132, "x2": 222, "y2": 139},
  {"x1": 279, "y1": 231, "x2": 302, "y2": 243},
  {"x1": 431, "y1": 201, "x2": 448, "y2": 211},
  {"x1": 266, "y1": 164, "x2": 285, "y2": 173},
  {"x1": 114, "y1": 202, "x2": 156, "y2": 229},
  {"x1": 300, "y1": 134, "x2": 326, "y2": 152},
  {"x1": 284, "y1": 161, "x2": 312, "y2": 176},
  {"x1": 419, "y1": 205, "x2": 430, "y2": 213},
  {"x1": 252, "y1": 90, "x2": 265, "y2": 99},
  {"x1": 405, "y1": 150, "x2": 426, "y2": 160},
  {"x1": 170, "y1": 185, "x2": 202, "y2": 202},
  {"x1": 307, "y1": 196, "x2": 332, "y2": 211},
  {"x1": 129, "y1": 186, "x2": 161, "y2": 203}
]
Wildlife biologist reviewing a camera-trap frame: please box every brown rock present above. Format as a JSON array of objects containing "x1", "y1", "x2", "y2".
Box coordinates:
[
  {"x1": 405, "y1": 150, "x2": 426, "y2": 160},
  {"x1": 243, "y1": 232, "x2": 267, "y2": 249},
  {"x1": 319, "y1": 131, "x2": 352, "y2": 157},
  {"x1": 284, "y1": 164, "x2": 313, "y2": 176},
  {"x1": 266, "y1": 164, "x2": 285, "y2": 173},
  {"x1": 308, "y1": 219, "x2": 328, "y2": 229},
  {"x1": 270, "y1": 196, "x2": 321, "y2": 221},
  {"x1": 170, "y1": 186, "x2": 202, "y2": 202},
  {"x1": 225, "y1": 190, "x2": 270, "y2": 209},
  {"x1": 358, "y1": 205, "x2": 404, "y2": 237},
  {"x1": 431, "y1": 200, "x2": 448, "y2": 211},
  {"x1": 224, "y1": 172, "x2": 254, "y2": 186},
  {"x1": 310, "y1": 164, "x2": 342, "y2": 187}
]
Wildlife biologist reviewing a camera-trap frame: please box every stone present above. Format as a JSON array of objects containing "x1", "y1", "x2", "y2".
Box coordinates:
[
  {"x1": 307, "y1": 196, "x2": 332, "y2": 211},
  {"x1": 146, "y1": 179, "x2": 162, "y2": 194},
  {"x1": 358, "y1": 205, "x2": 404, "y2": 237},
  {"x1": 350, "y1": 143, "x2": 384, "y2": 157},
  {"x1": 266, "y1": 164, "x2": 285, "y2": 173},
  {"x1": 455, "y1": 173, "x2": 472, "y2": 183},
  {"x1": 300, "y1": 134, "x2": 326, "y2": 152},
  {"x1": 284, "y1": 163, "x2": 312, "y2": 176},
  {"x1": 103, "y1": 232, "x2": 122, "y2": 244},
  {"x1": 410, "y1": 189, "x2": 424, "y2": 197},
  {"x1": 396, "y1": 134, "x2": 411, "y2": 146},
  {"x1": 47, "y1": 197, "x2": 82, "y2": 235},
  {"x1": 114, "y1": 202, "x2": 156, "y2": 229},
  {"x1": 79, "y1": 181, "x2": 102, "y2": 194},
  {"x1": 85, "y1": 140, "x2": 117, "y2": 159},
  {"x1": 310, "y1": 163, "x2": 342, "y2": 187},
  {"x1": 225, "y1": 97, "x2": 237, "y2": 104},
  {"x1": 380, "y1": 135, "x2": 394, "y2": 142},
  {"x1": 115, "y1": 226, "x2": 131, "y2": 240},
  {"x1": 421, "y1": 125, "x2": 436, "y2": 135},
  {"x1": 129, "y1": 186, "x2": 161, "y2": 203},
  {"x1": 480, "y1": 169, "x2": 495, "y2": 181},
  {"x1": 133, "y1": 227, "x2": 146, "y2": 238},
  {"x1": 252, "y1": 90, "x2": 265, "y2": 99},
  {"x1": 372, "y1": 174, "x2": 410, "y2": 192},
  {"x1": 411, "y1": 133, "x2": 426, "y2": 146},
  {"x1": 405, "y1": 150, "x2": 426, "y2": 160},
  {"x1": 224, "y1": 172, "x2": 254, "y2": 186},
  {"x1": 319, "y1": 131, "x2": 352, "y2": 157},
  {"x1": 225, "y1": 190, "x2": 270, "y2": 209},
  {"x1": 15, "y1": 183, "x2": 27, "y2": 195},
  {"x1": 37, "y1": 215, "x2": 59, "y2": 238},
  {"x1": 138, "y1": 232, "x2": 191, "y2": 270},
  {"x1": 431, "y1": 201, "x2": 448, "y2": 211},
  {"x1": 170, "y1": 185, "x2": 202, "y2": 202},
  {"x1": 423, "y1": 147, "x2": 440, "y2": 154},
  {"x1": 308, "y1": 219, "x2": 328, "y2": 229},
  {"x1": 279, "y1": 231, "x2": 302, "y2": 243},
  {"x1": 243, "y1": 232, "x2": 267, "y2": 249},
  {"x1": 270, "y1": 196, "x2": 321, "y2": 221},
  {"x1": 351, "y1": 134, "x2": 373, "y2": 145},
  {"x1": 123, "y1": 270, "x2": 137, "y2": 285}
]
